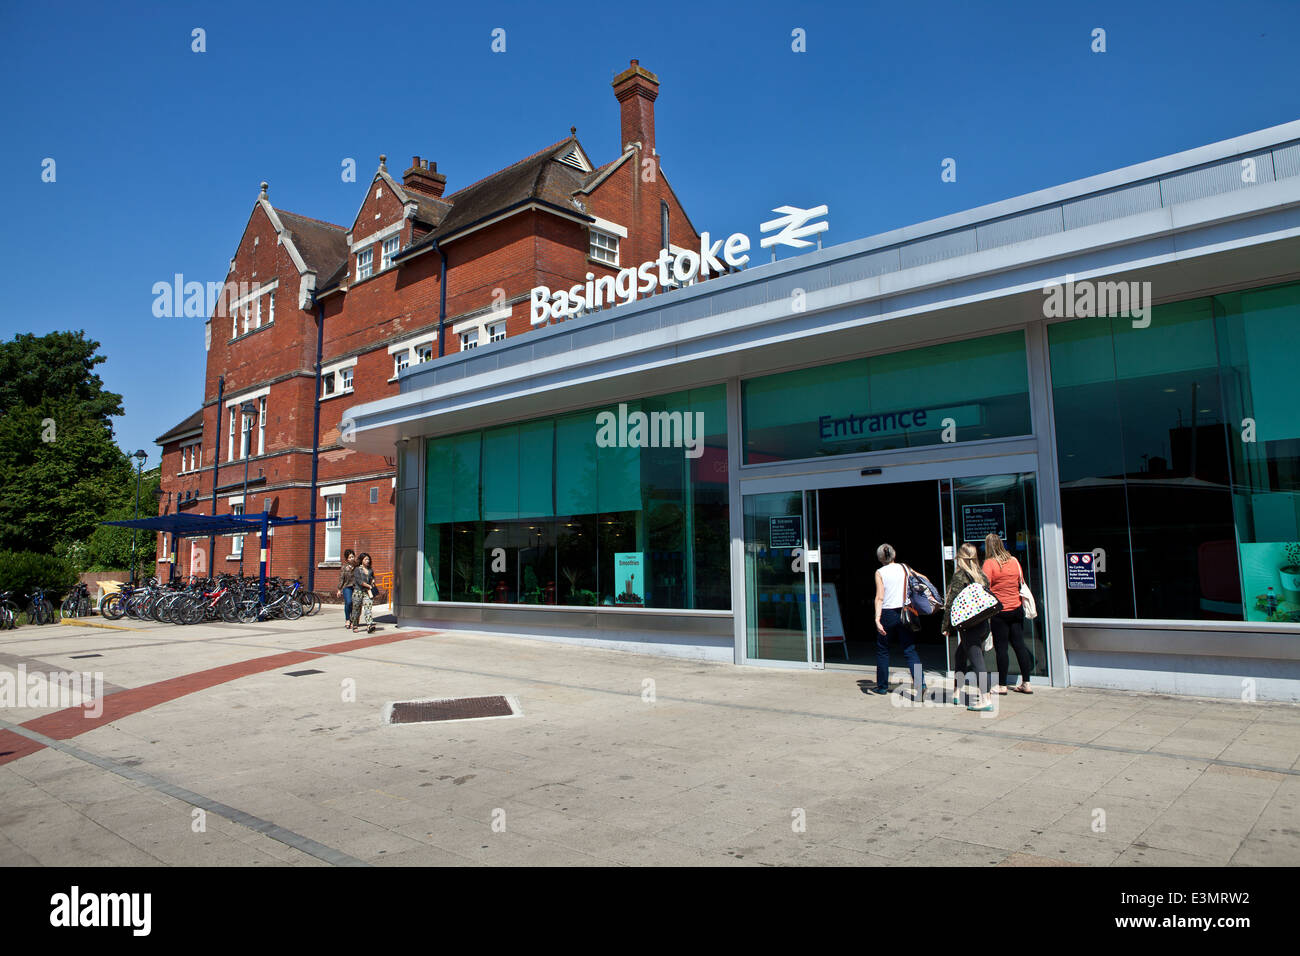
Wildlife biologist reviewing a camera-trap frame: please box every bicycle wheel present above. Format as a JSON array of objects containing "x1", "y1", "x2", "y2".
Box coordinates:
[
  {"x1": 0, "y1": 600, "x2": 17, "y2": 629},
  {"x1": 298, "y1": 591, "x2": 318, "y2": 615},
  {"x1": 283, "y1": 597, "x2": 303, "y2": 621},
  {"x1": 100, "y1": 593, "x2": 125, "y2": 620},
  {"x1": 182, "y1": 599, "x2": 205, "y2": 625},
  {"x1": 235, "y1": 600, "x2": 260, "y2": 624},
  {"x1": 61, "y1": 597, "x2": 75, "y2": 619},
  {"x1": 36, "y1": 600, "x2": 54, "y2": 625}
]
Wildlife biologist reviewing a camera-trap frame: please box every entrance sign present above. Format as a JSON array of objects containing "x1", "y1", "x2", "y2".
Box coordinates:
[
  {"x1": 769, "y1": 516, "x2": 802, "y2": 549},
  {"x1": 961, "y1": 503, "x2": 1006, "y2": 543},
  {"x1": 530, "y1": 204, "x2": 829, "y2": 324},
  {"x1": 614, "y1": 552, "x2": 644, "y2": 605},
  {"x1": 1066, "y1": 552, "x2": 1097, "y2": 589}
]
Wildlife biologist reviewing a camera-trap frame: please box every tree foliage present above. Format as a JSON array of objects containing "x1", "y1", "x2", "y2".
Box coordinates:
[{"x1": 0, "y1": 331, "x2": 148, "y2": 561}]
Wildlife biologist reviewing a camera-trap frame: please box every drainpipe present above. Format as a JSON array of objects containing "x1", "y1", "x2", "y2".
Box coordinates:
[
  {"x1": 307, "y1": 295, "x2": 325, "y2": 592},
  {"x1": 435, "y1": 238, "x2": 448, "y2": 357},
  {"x1": 208, "y1": 374, "x2": 224, "y2": 568}
]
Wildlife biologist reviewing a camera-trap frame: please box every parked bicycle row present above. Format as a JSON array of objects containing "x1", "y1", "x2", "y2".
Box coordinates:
[
  {"x1": 98, "y1": 574, "x2": 326, "y2": 625},
  {"x1": 0, "y1": 582, "x2": 94, "y2": 629}
]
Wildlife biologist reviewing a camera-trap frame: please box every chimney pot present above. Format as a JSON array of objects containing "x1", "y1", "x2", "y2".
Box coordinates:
[{"x1": 403, "y1": 155, "x2": 447, "y2": 198}]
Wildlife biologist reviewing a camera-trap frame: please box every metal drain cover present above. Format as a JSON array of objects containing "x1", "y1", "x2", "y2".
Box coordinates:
[{"x1": 385, "y1": 695, "x2": 519, "y2": 725}]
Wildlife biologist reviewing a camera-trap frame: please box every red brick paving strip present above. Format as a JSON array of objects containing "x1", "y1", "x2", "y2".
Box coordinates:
[{"x1": 0, "y1": 630, "x2": 438, "y2": 766}]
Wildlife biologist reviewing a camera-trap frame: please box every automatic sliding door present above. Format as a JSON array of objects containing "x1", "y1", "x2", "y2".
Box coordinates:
[
  {"x1": 950, "y1": 473, "x2": 1049, "y2": 680},
  {"x1": 743, "y1": 491, "x2": 815, "y2": 663}
]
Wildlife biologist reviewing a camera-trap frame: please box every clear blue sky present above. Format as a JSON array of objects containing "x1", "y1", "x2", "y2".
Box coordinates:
[{"x1": 2, "y1": 0, "x2": 1297, "y2": 465}]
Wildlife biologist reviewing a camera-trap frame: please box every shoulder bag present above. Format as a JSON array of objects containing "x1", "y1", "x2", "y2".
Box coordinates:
[
  {"x1": 1017, "y1": 560, "x2": 1037, "y2": 620},
  {"x1": 949, "y1": 580, "x2": 1002, "y2": 630},
  {"x1": 902, "y1": 564, "x2": 941, "y2": 616}
]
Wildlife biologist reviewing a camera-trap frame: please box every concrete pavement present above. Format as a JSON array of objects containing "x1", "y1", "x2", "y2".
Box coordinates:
[{"x1": 1, "y1": 612, "x2": 1297, "y2": 866}]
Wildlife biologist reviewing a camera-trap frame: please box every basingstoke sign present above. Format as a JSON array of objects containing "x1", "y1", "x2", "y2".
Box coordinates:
[{"x1": 530, "y1": 204, "x2": 829, "y2": 325}]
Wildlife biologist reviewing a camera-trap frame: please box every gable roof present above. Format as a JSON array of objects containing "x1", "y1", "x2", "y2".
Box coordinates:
[
  {"x1": 155, "y1": 408, "x2": 204, "y2": 445},
  {"x1": 398, "y1": 137, "x2": 597, "y2": 260}
]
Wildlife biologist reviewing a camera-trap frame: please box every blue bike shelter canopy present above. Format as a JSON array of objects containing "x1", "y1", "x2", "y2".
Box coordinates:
[{"x1": 100, "y1": 512, "x2": 326, "y2": 597}]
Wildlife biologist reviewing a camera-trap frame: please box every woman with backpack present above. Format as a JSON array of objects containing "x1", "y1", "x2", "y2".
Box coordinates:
[
  {"x1": 983, "y1": 533, "x2": 1034, "y2": 695},
  {"x1": 942, "y1": 543, "x2": 996, "y2": 712},
  {"x1": 872, "y1": 543, "x2": 925, "y2": 697}
]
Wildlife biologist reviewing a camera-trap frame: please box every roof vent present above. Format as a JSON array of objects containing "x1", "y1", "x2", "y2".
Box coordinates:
[{"x1": 556, "y1": 144, "x2": 591, "y2": 171}]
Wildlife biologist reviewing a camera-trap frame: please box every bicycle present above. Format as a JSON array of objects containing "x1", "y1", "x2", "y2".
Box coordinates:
[
  {"x1": 61, "y1": 582, "x2": 91, "y2": 618},
  {"x1": 27, "y1": 587, "x2": 56, "y2": 626},
  {"x1": 0, "y1": 590, "x2": 19, "y2": 629}
]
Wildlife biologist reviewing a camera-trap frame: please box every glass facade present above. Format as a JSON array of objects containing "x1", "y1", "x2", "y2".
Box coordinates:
[
  {"x1": 422, "y1": 385, "x2": 729, "y2": 610},
  {"x1": 1048, "y1": 279, "x2": 1300, "y2": 623},
  {"x1": 742, "y1": 331, "x2": 1032, "y2": 463}
]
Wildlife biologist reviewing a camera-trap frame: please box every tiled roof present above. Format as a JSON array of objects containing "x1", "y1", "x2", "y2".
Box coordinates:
[
  {"x1": 155, "y1": 408, "x2": 203, "y2": 445},
  {"x1": 401, "y1": 137, "x2": 593, "y2": 258},
  {"x1": 276, "y1": 209, "x2": 349, "y2": 278}
]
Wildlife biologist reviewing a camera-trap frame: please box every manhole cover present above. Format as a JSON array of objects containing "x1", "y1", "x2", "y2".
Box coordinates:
[
  {"x1": 285, "y1": 669, "x2": 324, "y2": 677},
  {"x1": 385, "y1": 695, "x2": 519, "y2": 725}
]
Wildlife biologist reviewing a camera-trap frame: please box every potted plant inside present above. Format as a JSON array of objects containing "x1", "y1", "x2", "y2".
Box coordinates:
[{"x1": 1280, "y1": 542, "x2": 1300, "y2": 602}]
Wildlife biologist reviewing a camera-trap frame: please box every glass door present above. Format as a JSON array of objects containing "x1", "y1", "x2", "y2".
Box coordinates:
[
  {"x1": 947, "y1": 472, "x2": 1050, "y2": 681},
  {"x1": 744, "y1": 490, "x2": 819, "y2": 664}
]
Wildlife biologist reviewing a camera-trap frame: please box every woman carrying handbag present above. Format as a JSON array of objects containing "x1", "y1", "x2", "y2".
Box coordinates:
[
  {"x1": 942, "y1": 543, "x2": 999, "y2": 711},
  {"x1": 349, "y1": 552, "x2": 378, "y2": 634},
  {"x1": 982, "y1": 533, "x2": 1035, "y2": 694}
]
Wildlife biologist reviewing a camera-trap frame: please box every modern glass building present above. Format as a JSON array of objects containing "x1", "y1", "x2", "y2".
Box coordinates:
[{"x1": 348, "y1": 120, "x2": 1300, "y2": 701}]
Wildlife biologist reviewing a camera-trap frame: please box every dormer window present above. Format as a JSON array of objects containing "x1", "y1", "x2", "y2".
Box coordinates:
[
  {"x1": 357, "y1": 247, "x2": 373, "y2": 281},
  {"x1": 381, "y1": 235, "x2": 400, "y2": 271}
]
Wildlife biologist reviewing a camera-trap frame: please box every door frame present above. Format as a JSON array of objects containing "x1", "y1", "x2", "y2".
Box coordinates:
[{"x1": 739, "y1": 451, "x2": 1042, "y2": 670}]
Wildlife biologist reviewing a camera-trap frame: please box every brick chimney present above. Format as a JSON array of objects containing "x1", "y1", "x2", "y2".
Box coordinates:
[
  {"x1": 612, "y1": 59, "x2": 659, "y2": 156},
  {"x1": 402, "y1": 156, "x2": 447, "y2": 198}
]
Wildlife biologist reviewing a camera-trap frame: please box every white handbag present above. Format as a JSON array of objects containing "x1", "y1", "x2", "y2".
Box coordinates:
[{"x1": 1019, "y1": 563, "x2": 1038, "y2": 620}]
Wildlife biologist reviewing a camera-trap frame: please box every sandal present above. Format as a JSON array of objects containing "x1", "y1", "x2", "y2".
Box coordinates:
[{"x1": 1013, "y1": 683, "x2": 1033, "y2": 694}]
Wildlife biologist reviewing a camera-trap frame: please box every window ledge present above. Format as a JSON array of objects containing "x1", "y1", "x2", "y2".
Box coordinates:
[
  {"x1": 320, "y1": 389, "x2": 355, "y2": 403},
  {"x1": 227, "y1": 323, "x2": 274, "y2": 344}
]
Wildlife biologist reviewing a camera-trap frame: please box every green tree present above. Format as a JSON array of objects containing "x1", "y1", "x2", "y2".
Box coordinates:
[{"x1": 0, "y1": 332, "x2": 140, "y2": 558}]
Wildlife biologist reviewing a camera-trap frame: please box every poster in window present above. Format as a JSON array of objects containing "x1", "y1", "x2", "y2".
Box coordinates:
[{"x1": 614, "y1": 552, "x2": 644, "y2": 606}]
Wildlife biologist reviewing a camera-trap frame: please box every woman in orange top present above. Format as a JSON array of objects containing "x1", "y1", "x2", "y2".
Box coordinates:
[{"x1": 982, "y1": 533, "x2": 1034, "y2": 695}]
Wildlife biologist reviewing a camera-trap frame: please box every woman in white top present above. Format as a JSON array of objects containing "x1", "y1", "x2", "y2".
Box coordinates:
[{"x1": 872, "y1": 544, "x2": 924, "y2": 695}]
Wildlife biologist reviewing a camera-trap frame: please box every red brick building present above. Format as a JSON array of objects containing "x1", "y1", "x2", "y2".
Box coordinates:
[{"x1": 155, "y1": 61, "x2": 704, "y2": 589}]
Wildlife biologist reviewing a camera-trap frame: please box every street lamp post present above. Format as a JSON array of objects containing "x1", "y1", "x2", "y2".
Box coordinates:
[
  {"x1": 130, "y1": 449, "x2": 147, "y2": 585},
  {"x1": 238, "y1": 401, "x2": 257, "y2": 577}
]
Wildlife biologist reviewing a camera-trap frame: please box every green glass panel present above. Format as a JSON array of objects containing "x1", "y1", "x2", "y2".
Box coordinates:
[
  {"x1": 742, "y1": 331, "x2": 1030, "y2": 462},
  {"x1": 482, "y1": 425, "x2": 520, "y2": 521},
  {"x1": 555, "y1": 411, "x2": 598, "y2": 516},
  {"x1": 518, "y1": 419, "x2": 554, "y2": 519}
]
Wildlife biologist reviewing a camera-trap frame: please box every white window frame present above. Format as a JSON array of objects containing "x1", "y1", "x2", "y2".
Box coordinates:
[
  {"x1": 324, "y1": 495, "x2": 342, "y2": 562},
  {"x1": 321, "y1": 358, "x2": 357, "y2": 398},
  {"x1": 381, "y1": 235, "x2": 400, "y2": 271},
  {"x1": 356, "y1": 247, "x2": 373, "y2": 281},
  {"x1": 255, "y1": 297, "x2": 262, "y2": 328},
  {"x1": 228, "y1": 414, "x2": 236, "y2": 462},
  {"x1": 267, "y1": 290, "x2": 275, "y2": 323},
  {"x1": 488, "y1": 321, "x2": 507, "y2": 343},
  {"x1": 394, "y1": 350, "x2": 410, "y2": 376},
  {"x1": 589, "y1": 228, "x2": 619, "y2": 267},
  {"x1": 416, "y1": 344, "x2": 434, "y2": 363},
  {"x1": 231, "y1": 503, "x2": 245, "y2": 556},
  {"x1": 459, "y1": 328, "x2": 479, "y2": 351},
  {"x1": 258, "y1": 396, "x2": 266, "y2": 456}
]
